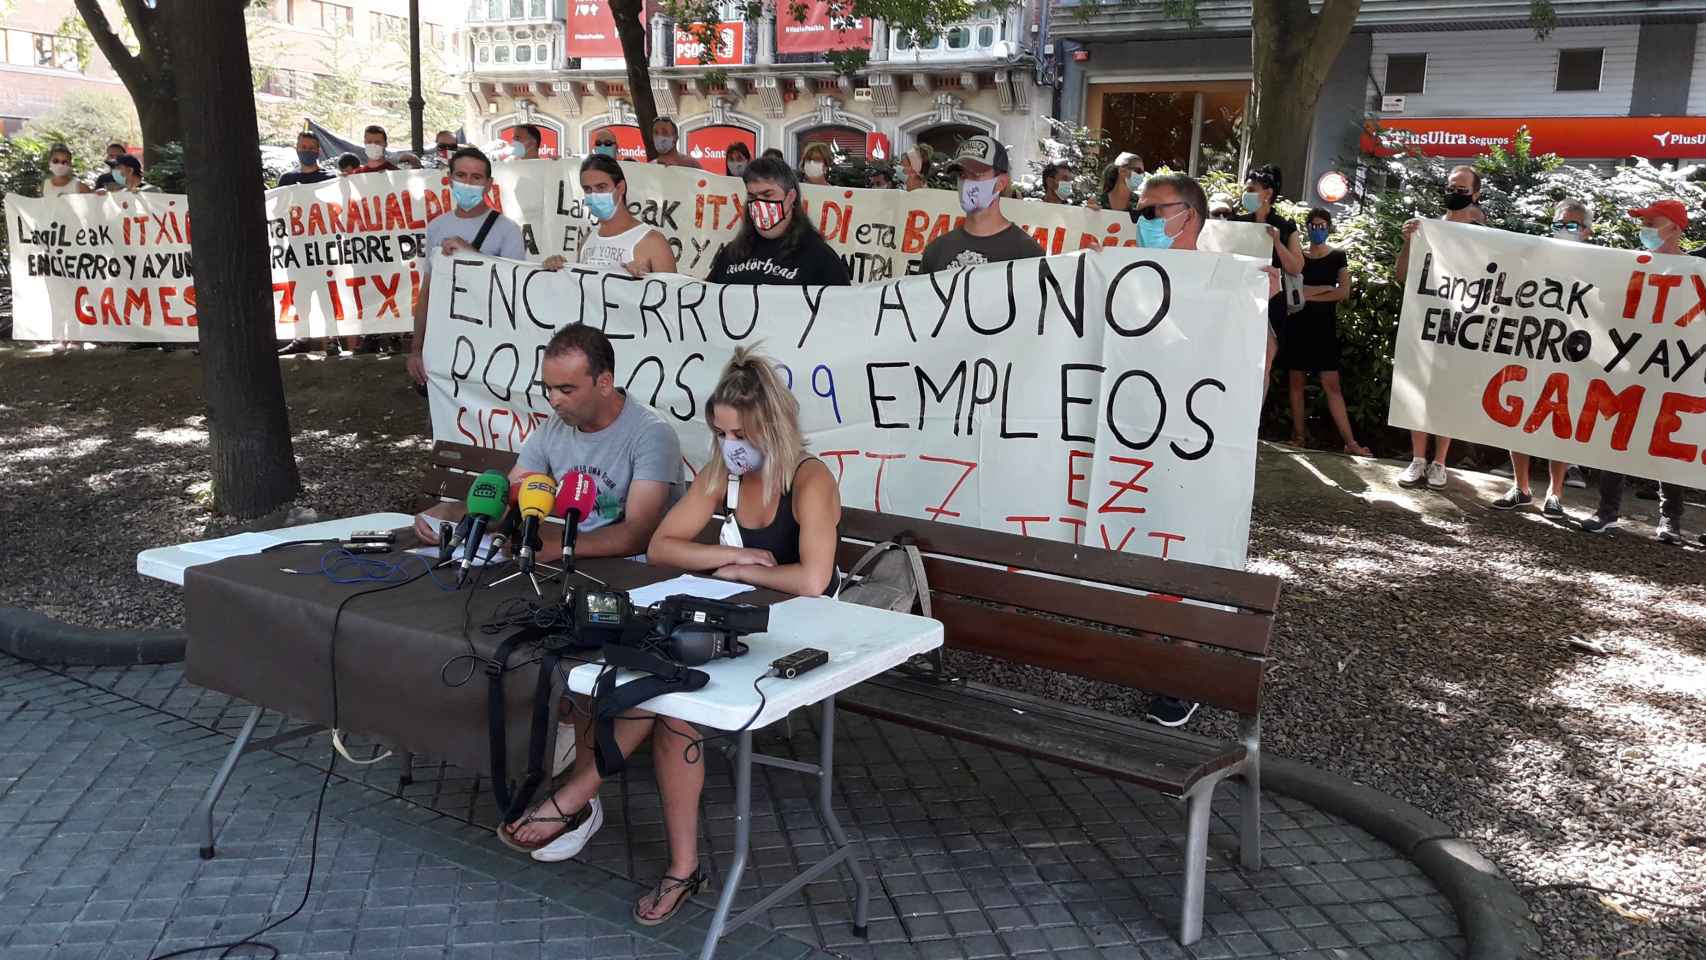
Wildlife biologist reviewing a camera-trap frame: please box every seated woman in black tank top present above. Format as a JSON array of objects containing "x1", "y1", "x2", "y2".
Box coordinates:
[{"x1": 647, "y1": 347, "x2": 842, "y2": 597}]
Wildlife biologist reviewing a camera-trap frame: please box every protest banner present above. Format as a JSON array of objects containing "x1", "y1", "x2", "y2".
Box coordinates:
[
  {"x1": 1391, "y1": 220, "x2": 1706, "y2": 487},
  {"x1": 7, "y1": 160, "x2": 1265, "y2": 342},
  {"x1": 422, "y1": 248, "x2": 1271, "y2": 570}
]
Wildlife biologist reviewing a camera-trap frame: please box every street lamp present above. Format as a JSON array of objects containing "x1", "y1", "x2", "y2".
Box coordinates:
[{"x1": 408, "y1": 0, "x2": 425, "y2": 154}]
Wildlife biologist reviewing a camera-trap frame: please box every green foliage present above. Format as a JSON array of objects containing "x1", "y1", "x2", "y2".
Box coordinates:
[
  {"x1": 20, "y1": 89, "x2": 141, "y2": 171},
  {"x1": 55, "y1": 14, "x2": 96, "y2": 72},
  {"x1": 1070, "y1": 0, "x2": 1199, "y2": 28},
  {"x1": 143, "y1": 141, "x2": 188, "y2": 193},
  {"x1": 0, "y1": 133, "x2": 55, "y2": 258},
  {"x1": 1015, "y1": 119, "x2": 1108, "y2": 203}
]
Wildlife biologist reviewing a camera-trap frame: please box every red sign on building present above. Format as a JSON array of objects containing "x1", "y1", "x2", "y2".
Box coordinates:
[
  {"x1": 1363, "y1": 116, "x2": 1706, "y2": 159},
  {"x1": 567, "y1": 0, "x2": 639, "y2": 59},
  {"x1": 775, "y1": 0, "x2": 871, "y2": 54},
  {"x1": 866, "y1": 133, "x2": 891, "y2": 163},
  {"x1": 501, "y1": 125, "x2": 560, "y2": 159},
  {"x1": 686, "y1": 125, "x2": 757, "y2": 174},
  {"x1": 589, "y1": 125, "x2": 648, "y2": 161},
  {"x1": 674, "y1": 21, "x2": 744, "y2": 65}
]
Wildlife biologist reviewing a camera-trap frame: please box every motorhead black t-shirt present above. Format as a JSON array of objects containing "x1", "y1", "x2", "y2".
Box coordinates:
[{"x1": 708, "y1": 230, "x2": 851, "y2": 286}]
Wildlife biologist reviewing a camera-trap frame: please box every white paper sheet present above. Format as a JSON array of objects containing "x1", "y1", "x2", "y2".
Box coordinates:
[
  {"x1": 409, "y1": 534, "x2": 501, "y2": 567},
  {"x1": 626, "y1": 575, "x2": 754, "y2": 609}
]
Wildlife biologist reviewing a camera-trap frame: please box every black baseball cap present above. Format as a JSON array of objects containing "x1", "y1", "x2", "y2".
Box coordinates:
[{"x1": 946, "y1": 135, "x2": 1010, "y2": 174}]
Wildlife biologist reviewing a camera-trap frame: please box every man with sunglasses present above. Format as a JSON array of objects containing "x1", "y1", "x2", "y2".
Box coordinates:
[{"x1": 590, "y1": 130, "x2": 621, "y2": 159}]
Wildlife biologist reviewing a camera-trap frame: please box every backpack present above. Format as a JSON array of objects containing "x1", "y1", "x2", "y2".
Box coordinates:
[{"x1": 836, "y1": 537, "x2": 945, "y2": 680}]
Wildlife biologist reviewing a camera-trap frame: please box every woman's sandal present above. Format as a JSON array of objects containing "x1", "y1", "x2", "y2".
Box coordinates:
[
  {"x1": 497, "y1": 794, "x2": 576, "y2": 854},
  {"x1": 633, "y1": 869, "x2": 708, "y2": 927},
  {"x1": 1344, "y1": 442, "x2": 1372, "y2": 457}
]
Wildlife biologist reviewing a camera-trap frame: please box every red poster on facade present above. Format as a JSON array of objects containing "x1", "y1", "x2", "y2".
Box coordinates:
[
  {"x1": 589, "y1": 125, "x2": 648, "y2": 161},
  {"x1": 674, "y1": 21, "x2": 744, "y2": 65},
  {"x1": 1363, "y1": 116, "x2": 1706, "y2": 159},
  {"x1": 686, "y1": 125, "x2": 757, "y2": 174},
  {"x1": 775, "y1": 0, "x2": 871, "y2": 54},
  {"x1": 501, "y1": 125, "x2": 561, "y2": 159},
  {"x1": 567, "y1": 0, "x2": 638, "y2": 59},
  {"x1": 866, "y1": 133, "x2": 891, "y2": 163}
]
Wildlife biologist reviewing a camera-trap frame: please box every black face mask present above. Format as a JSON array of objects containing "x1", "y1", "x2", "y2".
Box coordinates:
[{"x1": 1443, "y1": 191, "x2": 1475, "y2": 211}]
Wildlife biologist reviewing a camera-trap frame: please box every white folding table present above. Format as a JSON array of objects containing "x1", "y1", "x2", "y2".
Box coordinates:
[{"x1": 136, "y1": 512, "x2": 416, "y2": 585}]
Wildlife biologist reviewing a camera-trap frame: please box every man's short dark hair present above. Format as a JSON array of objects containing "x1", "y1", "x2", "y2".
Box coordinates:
[
  {"x1": 1307, "y1": 207, "x2": 1334, "y2": 228},
  {"x1": 1145, "y1": 173, "x2": 1208, "y2": 223},
  {"x1": 1448, "y1": 164, "x2": 1482, "y2": 192},
  {"x1": 114, "y1": 155, "x2": 142, "y2": 174},
  {"x1": 364, "y1": 124, "x2": 388, "y2": 142},
  {"x1": 107, "y1": 142, "x2": 126, "y2": 152},
  {"x1": 297, "y1": 130, "x2": 321, "y2": 146},
  {"x1": 516, "y1": 123, "x2": 542, "y2": 144},
  {"x1": 580, "y1": 153, "x2": 624, "y2": 184},
  {"x1": 652, "y1": 116, "x2": 678, "y2": 137},
  {"x1": 435, "y1": 129, "x2": 455, "y2": 140},
  {"x1": 450, "y1": 146, "x2": 493, "y2": 178},
  {"x1": 545, "y1": 323, "x2": 616, "y2": 379},
  {"x1": 1041, "y1": 162, "x2": 1071, "y2": 183},
  {"x1": 336, "y1": 152, "x2": 361, "y2": 170}
]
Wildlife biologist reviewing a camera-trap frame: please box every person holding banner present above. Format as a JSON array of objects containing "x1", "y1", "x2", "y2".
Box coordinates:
[
  {"x1": 1394, "y1": 164, "x2": 1485, "y2": 489},
  {"x1": 1233, "y1": 164, "x2": 1301, "y2": 382},
  {"x1": 106, "y1": 156, "x2": 156, "y2": 194},
  {"x1": 278, "y1": 131, "x2": 334, "y2": 187},
  {"x1": 1094, "y1": 153, "x2": 1146, "y2": 217},
  {"x1": 355, "y1": 125, "x2": 399, "y2": 174},
  {"x1": 41, "y1": 144, "x2": 90, "y2": 197},
  {"x1": 406, "y1": 147, "x2": 528, "y2": 386},
  {"x1": 1579, "y1": 200, "x2": 1694, "y2": 544},
  {"x1": 650, "y1": 117, "x2": 702, "y2": 170},
  {"x1": 901, "y1": 145, "x2": 932, "y2": 191},
  {"x1": 1491, "y1": 199, "x2": 1593, "y2": 517},
  {"x1": 92, "y1": 142, "x2": 126, "y2": 191},
  {"x1": 920, "y1": 136, "x2": 1045, "y2": 273},
  {"x1": 1041, "y1": 162, "x2": 1076, "y2": 205},
  {"x1": 723, "y1": 140, "x2": 752, "y2": 178},
  {"x1": 512, "y1": 123, "x2": 543, "y2": 161},
  {"x1": 706, "y1": 158, "x2": 850, "y2": 286},
  {"x1": 539, "y1": 155, "x2": 676, "y2": 276},
  {"x1": 799, "y1": 142, "x2": 833, "y2": 186}
]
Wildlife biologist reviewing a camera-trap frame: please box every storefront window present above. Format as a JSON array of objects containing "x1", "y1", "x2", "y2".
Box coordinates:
[{"x1": 1089, "y1": 82, "x2": 1245, "y2": 178}]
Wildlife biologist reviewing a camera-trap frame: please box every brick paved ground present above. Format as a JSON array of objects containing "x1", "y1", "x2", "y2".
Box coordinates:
[{"x1": 0, "y1": 654, "x2": 1466, "y2": 960}]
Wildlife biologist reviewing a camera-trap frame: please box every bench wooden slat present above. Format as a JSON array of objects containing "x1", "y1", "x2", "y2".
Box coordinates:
[
  {"x1": 832, "y1": 541, "x2": 1271, "y2": 657},
  {"x1": 838, "y1": 677, "x2": 1245, "y2": 796},
  {"x1": 839, "y1": 508, "x2": 1279, "y2": 615},
  {"x1": 932, "y1": 595, "x2": 1264, "y2": 715},
  {"x1": 428, "y1": 441, "x2": 518, "y2": 475}
]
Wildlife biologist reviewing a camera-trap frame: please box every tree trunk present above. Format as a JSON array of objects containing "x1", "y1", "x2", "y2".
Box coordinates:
[
  {"x1": 73, "y1": 0, "x2": 181, "y2": 167},
  {"x1": 610, "y1": 0, "x2": 660, "y2": 159},
  {"x1": 1248, "y1": 0, "x2": 1361, "y2": 192},
  {"x1": 136, "y1": 94, "x2": 183, "y2": 171},
  {"x1": 165, "y1": 0, "x2": 301, "y2": 518}
]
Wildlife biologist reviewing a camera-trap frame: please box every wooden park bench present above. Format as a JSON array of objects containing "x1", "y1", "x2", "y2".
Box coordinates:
[{"x1": 418, "y1": 440, "x2": 1280, "y2": 946}]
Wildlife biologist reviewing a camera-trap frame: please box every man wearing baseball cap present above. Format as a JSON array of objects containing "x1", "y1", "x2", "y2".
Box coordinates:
[
  {"x1": 1578, "y1": 199, "x2": 1692, "y2": 543},
  {"x1": 919, "y1": 135, "x2": 1044, "y2": 273}
]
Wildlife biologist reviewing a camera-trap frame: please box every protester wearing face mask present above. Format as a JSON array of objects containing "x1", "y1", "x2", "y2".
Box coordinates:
[
  {"x1": 276, "y1": 131, "x2": 334, "y2": 187},
  {"x1": 590, "y1": 129, "x2": 621, "y2": 159},
  {"x1": 901, "y1": 145, "x2": 932, "y2": 191},
  {"x1": 512, "y1": 123, "x2": 544, "y2": 161},
  {"x1": 1041, "y1": 162, "x2": 1075, "y2": 205},
  {"x1": 706, "y1": 158, "x2": 850, "y2": 286},
  {"x1": 92, "y1": 142, "x2": 126, "y2": 191},
  {"x1": 1394, "y1": 164, "x2": 1483, "y2": 490},
  {"x1": 1281, "y1": 208, "x2": 1370, "y2": 457},
  {"x1": 868, "y1": 167, "x2": 897, "y2": 190},
  {"x1": 1093, "y1": 153, "x2": 1146, "y2": 217},
  {"x1": 1577, "y1": 199, "x2": 1694, "y2": 544},
  {"x1": 723, "y1": 141, "x2": 752, "y2": 179},
  {"x1": 433, "y1": 131, "x2": 459, "y2": 167},
  {"x1": 649, "y1": 117, "x2": 702, "y2": 169},
  {"x1": 799, "y1": 142, "x2": 833, "y2": 186},
  {"x1": 1233, "y1": 164, "x2": 1300, "y2": 380},
  {"x1": 407, "y1": 147, "x2": 527, "y2": 386},
  {"x1": 103, "y1": 155, "x2": 155, "y2": 194},
  {"x1": 42, "y1": 144, "x2": 90, "y2": 197},
  {"x1": 355, "y1": 124, "x2": 398, "y2": 174},
  {"x1": 540, "y1": 154, "x2": 676, "y2": 276},
  {"x1": 919, "y1": 136, "x2": 1044, "y2": 273}
]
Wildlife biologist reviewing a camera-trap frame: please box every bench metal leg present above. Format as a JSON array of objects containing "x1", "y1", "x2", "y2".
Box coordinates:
[
  {"x1": 197, "y1": 705, "x2": 263, "y2": 860},
  {"x1": 1239, "y1": 715, "x2": 1262, "y2": 872},
  {"x1": 1179, "y1": 782, "x2": 1212, "y2": 945},
  {"x1": 398, "y1": 751, "x2": 415, "y2": 789}
]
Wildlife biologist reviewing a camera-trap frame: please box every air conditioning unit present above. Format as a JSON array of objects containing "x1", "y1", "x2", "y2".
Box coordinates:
[
  {"x1": 853, "y1": 87, "x2": 873, "y2": 101},
  {"x1": 1381, "y1": 95, "x2": 1406, "y2": 113}
]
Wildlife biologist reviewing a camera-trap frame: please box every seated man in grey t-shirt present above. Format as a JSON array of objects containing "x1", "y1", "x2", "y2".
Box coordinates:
[{"x1": 416, "y1": 324, "x2": 682, "y2": 562}]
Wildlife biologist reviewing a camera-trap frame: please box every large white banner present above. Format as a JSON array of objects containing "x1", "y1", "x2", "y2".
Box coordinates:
[
  {"x1": 423, "y1": 248, "x2": 1270, "y2": 569},
  {"x1": 7, "y1": 159, "x2": 1266, "y2": 342},
  {"x1": 1393, "y1": 220, "x2": 1706, "y2": 487}
]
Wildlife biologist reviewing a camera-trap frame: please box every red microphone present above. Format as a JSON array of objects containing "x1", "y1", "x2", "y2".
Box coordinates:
[{"x1": 555, "y1": 471, "x2": 597, "y2": 582}]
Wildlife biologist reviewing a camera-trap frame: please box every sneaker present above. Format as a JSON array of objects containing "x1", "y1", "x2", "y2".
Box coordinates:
[
  {"x1": 1578, "y1": 512, "x2": 1619, "y2": 535},
  {"x1": 1145, "y1": 696, "x2": 1199, "y2": 728},
  {"x1": 1541, "y1": 495, "x2": 1565, "y2": 519},
  {"x1": 1396, "y1": 458, "x2": 1427, "y2": 488},
  {"x1": 1489, "y1": 487, "x2": 1532, "y2": 511},
  {"x1": 1656, "y1": 518, "x2": 1684, "y2": 545},
  {"x1": 531, "y1": 796, "x2": 603, "y2": 863},
  {"x1": 1564, "y1": 465, "x2": 1587, "y2": 489},
  {"x1": 551, "y1": 721, "x2": 576, "y2": 778},
  {"x1": 1425, "y1": 461, "x2": 1448, "y2": 489}
]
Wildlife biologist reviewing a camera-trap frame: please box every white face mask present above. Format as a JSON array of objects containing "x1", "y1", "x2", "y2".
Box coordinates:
[
  {"x1": 960, "y1": 177, "x2": 1000, "y2": 215},
  {"x1": 49, "y1": 162, "x2": 71, "y2": 178},
  {"x1": 802, "y1": 160, "x2": 825, "y2": 179},
  {"x1": 721, "y1": 437, "x2": 764, "y2": 476},
  {"x1": 654, "y1": 135, "x2": 676, "y2": 154},
  {"x1": 364, "y1": 142, "x2": 385, "y2": 160}
]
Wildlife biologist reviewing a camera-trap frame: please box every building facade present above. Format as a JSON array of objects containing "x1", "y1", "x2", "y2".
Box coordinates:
[
  {"x1": 459, "y1": 0, "x2": 1054, "y2": 174},
  {"x1": 1051, "y1": 0, "x2": 1706, "y2": 207}
]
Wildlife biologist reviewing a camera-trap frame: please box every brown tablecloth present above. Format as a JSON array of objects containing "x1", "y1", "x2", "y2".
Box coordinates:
[{"x1": 183, "y1": 540, "x2": 784, "y2": 777}]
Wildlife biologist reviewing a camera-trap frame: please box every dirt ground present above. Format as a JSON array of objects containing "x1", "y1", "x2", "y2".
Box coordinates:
[{"x1": 1, "y1": 344, "x2": 1702, "y2": 958}]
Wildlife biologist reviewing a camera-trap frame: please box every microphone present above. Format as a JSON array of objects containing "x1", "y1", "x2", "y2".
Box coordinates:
[
  {"x1": 458, "y1": 470, "x2": 510, "y2": 586},
  {"x1": 555, "y1": 470, "x2": 597, "y2": 588},
  {"x1": 436, "y1": 521, "x2": 456, "y2": 566},
  {"x1": 514, "y1": 473, "x2": 558, "y2": 575}
]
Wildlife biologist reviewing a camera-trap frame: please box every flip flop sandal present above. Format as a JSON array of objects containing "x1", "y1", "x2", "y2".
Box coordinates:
[
  {"x1": 633, "y1": 869, "x2": 708, "y2": 927},
  {"x1": 496, "y1": 794, "x2": 577, "y2": 854}
]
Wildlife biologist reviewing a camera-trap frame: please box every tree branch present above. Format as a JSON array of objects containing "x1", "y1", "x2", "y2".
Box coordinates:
[
  {"x1": 72, "y1": 0, "x2": 145, "y2": 90},
  {"x1": 118, "y1": 0, "x2": 167, "y2": 80}
]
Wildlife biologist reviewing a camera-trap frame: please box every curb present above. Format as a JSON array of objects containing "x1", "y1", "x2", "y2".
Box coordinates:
[
  {"x1": 1266, "y1": 755, "x2": 1543, "y2": 960},
  {"x1": 0, "y1": 606, "x2": 187, "y2": 666}
]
